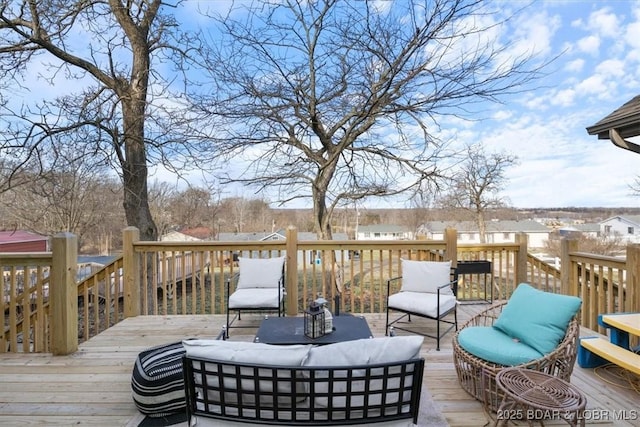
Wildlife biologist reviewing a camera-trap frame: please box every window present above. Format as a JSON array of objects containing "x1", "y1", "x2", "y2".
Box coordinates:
[
  {"x1": 503, "y1": 232, "x2": 510, "y2": 239},
  {"x1": 628, "y1": 227, "x2": 635, "y2": 235},
  {"x1": 604, "y1": 225, "x2": 612, "y2": 234},
  {"x1": 364, "y1": 232, "x2": 370, "y2": 238}
]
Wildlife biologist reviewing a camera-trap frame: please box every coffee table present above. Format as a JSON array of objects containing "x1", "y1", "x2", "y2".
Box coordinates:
[{"x1": 254, "y1": 315, "x2": 373, "y2": 345}]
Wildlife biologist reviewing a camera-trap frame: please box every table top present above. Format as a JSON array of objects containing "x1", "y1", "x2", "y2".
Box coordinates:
[
  {"x1": 601, "y1": 313, "x2": 640, "y2": 336},
  {"x1": 496, "y1": 368, "x2": 586, "y2": 411},
  {"x1": 254, "y1": 315, "x2": 373, "y2": 345}
]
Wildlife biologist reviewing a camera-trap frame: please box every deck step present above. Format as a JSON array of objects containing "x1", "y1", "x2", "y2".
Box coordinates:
[{"x1": 580, "y1": 337, "x2": 640, "y2": 375}]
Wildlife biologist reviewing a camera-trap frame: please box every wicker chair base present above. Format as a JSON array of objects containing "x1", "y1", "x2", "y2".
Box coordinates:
[{"x1": 452, "y1": 301, "x2": 580, "y2": 412}]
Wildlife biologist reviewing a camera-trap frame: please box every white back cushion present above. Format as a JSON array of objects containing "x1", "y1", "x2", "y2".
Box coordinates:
[
  {"x1": 302, "y1": 336, "x2": 424, "y2": 408},
  {"x1": 237, "y1": 256, "x2": 285, "y2": 289},
  {"x1": 183, "y1": 339, "x2": 310, "y2": 364},
  {"x1": 400, "y1": 259, "x2": 452, "y2": 294}
]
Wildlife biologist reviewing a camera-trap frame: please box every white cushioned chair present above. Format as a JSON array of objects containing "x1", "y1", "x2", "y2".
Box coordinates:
[
  {"x1": 385, "y1": 259, "x2": 458, "y2": 350},
  {"x1": 226, "y1": 256, "x2": 286, "y2": 338}
]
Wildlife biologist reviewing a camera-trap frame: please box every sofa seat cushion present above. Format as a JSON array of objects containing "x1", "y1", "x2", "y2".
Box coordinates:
[
  {"x1": 228, "y1": 288, "x2": 283, "y2": 309},
  {"x1": 493, "y1": 283, "x2": 582, "y2": 355},
  {"x1": 388, "y1": 291, "x2": 456, "y2": 318},
  {"x1": 131, "y1": 341, "x2": 186, "y2": 417},
  {"x1": 457, "y1": 326, "x2": 544, "y2": 366}
]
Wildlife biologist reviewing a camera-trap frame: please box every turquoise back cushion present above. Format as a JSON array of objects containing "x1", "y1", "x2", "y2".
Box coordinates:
[
  {"x1": 493, "y1": 283, "x2": 581, "y2": 355},
  {"x1": 457, "y1": 326, "x2": 543, "y2": 366}
]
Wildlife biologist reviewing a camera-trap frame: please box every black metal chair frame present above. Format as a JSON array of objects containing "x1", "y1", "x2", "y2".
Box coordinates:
[
  {"x1": 385, "y1": 266, "x2": 458, "y2": 351},
  {"x1": 225, "y1": 265, "x2": 286, "y2": 338}
]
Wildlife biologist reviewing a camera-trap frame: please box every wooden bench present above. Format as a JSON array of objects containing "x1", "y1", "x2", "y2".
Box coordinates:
[{"x1": 578, "y1": 337, "x2": 640, "y2": 375}]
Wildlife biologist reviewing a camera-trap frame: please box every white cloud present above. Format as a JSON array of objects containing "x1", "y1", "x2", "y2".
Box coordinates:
[
  {"x1": 565, "y1": 58, "x2": 585, "y2": 72},
  {"x1": 587, "y1": 8, "x2": 619, "y2": 38},
  {"x1": 625, "y1": 20, "x2": 640, "y2": 49},
  {"x1": 576, "y1": 35, "x2": 600, "y2": 54},
  {"x1": 594, "y1": 59, "x2": 625, "y2": 77},
  {"x1": 492, "y1": 110, "x2": 513, "y2": 121},
  {"x1": 506, "y1": 11, "x2": 561, "y2": 60},
  {"x1": 574, "y1": 74, "x2": 610, "y2": 96},
  {"x1": 551, "y1": 88, "x2": 576, "y2": 106}
]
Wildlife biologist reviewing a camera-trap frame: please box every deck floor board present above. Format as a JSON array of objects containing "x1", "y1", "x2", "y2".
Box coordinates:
[{"x1": 0, "y1": 306, "x2": 638, "y2": 426}]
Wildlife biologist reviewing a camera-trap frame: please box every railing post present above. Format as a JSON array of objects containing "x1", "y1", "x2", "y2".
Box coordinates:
[
  {"x1": 123, "y1": 227, "x2": 141, "y2": 318},
  {"x1": 626, "y1": 244, "x2": 640, "y2": 313},
  {"x1": 51, "y1": 232, "x2": 78, "y2": 355},
  {"x1": 285, "y1": 226, "x2": 298, "y2": 316},
  {"x1": 515, "y1": 232, "x2": 528, "y2": 285},
  {"x1": 444, "y1": 228, "x2": 457, "y2": 268},
  {"x1": 560, "y1": 237, "x2": 578, "y2": 297}
]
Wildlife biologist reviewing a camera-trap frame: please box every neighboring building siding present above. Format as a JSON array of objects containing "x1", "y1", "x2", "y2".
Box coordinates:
[
  {"x1": 419, "y1": 220, "x2": 551, "y2": 248},
  {"x1": 356, "y1": 224, "x2": 413, "y2": 240},
  {"x1": 600, "y1": 215, "x2": 640, "y2": 243},
  {"x1": 0, "y1": 231, "x2": 49, "y2": 252}
]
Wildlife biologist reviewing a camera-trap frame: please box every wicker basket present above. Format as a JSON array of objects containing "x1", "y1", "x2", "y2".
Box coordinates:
[{"x1": 452, "y1": 301, "x2": 580, "y2": 412}]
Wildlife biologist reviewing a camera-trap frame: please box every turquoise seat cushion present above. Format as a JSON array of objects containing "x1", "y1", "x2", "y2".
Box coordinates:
[
  {"x1": 458, "y1": 326, "x2": 544, "y2": 366},
  {"x1": 493, "y1": 283, "x2": 582, "y2": 355}
]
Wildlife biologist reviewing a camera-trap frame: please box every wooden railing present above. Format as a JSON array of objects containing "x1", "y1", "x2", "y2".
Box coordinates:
[{"x1": 2, "y1": 227, "x2": 639, "y2": 354}]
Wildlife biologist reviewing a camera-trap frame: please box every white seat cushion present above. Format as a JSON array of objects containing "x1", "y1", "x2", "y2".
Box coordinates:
[
  {"x1": 388, "y1": 291, "x2": 456, "y2": 318},
  {"x1": 228, "y1": 287, "x2": 283, "y2": 309}
]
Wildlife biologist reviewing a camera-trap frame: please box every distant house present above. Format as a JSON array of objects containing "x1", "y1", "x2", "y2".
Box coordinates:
[
  {"x1": 355, "y1": 224, "x2": 413, "y2": 241},
  {"x1": 219, "y1": 229, "x2": 350, "y2": 265},
  {"x1": 160, "y1": 230, "x2": 204, "y2": 242},
  {"x1": 557, "y1": 223, "x2": 600, "y2": 239},
  {"x1": 600, "y1": 215, "x2": 640, "y2": 243},
  {"x1": 0, "y1": 230, "x2": 49, "y2": 252},
  {"x1": 419, "y1": 220, "x2": 551, "y2": 248}
]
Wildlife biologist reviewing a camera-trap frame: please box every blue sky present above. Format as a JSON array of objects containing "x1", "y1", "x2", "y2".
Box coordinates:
[
  {"x1": 13, "y1": 0, "x2": 640, "y2": 210},
  {"x1": 174, "y1": 0, "x2": 640, "y2": 209},
  {"x1": 448, "y1": 0, "x2": 640, "y2": 209}
]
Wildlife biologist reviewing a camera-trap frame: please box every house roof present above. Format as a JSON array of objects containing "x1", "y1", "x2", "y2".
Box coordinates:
[
  {"x1": 586, "y1": 94, "x2": 640, "y2": 154},
  {"x1": 160, "y1": 231, "x2": 203, "y2": 242},
  {"x1": 601, "y1": 215, "x2": 640, "y2": 226},
  {"x1": 218, "y1": 230, "x2": 348, "y2": 242},
  {"x1": 0, "y1": 230, "x2": 48, "y2": 243},
  {"x1": 421, "y1": 220, "x2": 549, "y2": 234},
  {"x1": 357, "y1": 224, "x2": 411, "y2": 233}
]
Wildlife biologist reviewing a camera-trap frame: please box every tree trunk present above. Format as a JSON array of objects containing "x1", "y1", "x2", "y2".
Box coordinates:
[
  {"x1": 477, "y1": 210, "x2": 487, "y2": 244},
  {"x1": 120, "y1": 104, "x2": 157, "y2": 242}
]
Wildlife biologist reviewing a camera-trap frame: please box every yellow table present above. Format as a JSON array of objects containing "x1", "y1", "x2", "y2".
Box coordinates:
[
  {"x1": 578, "y1": 312, "x2": 640, "y2": 373},
  {"x1": 600, "y1": 313, "x2": 640, "y2": 349},
  {"x1": 601, "y1": 313, "x2": 640, "y2": 335}
]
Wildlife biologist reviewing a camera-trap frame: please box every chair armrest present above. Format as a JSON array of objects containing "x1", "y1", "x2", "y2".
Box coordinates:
[
  {"x1": 226, "y1": 272, "x2": 240, "y2": 293},
  {"x1": 386, "y1": 276, "x2": 402, "y2": 298},
  {"x1": 437, "y1": 278, "x2": 458, "y2": 297}
]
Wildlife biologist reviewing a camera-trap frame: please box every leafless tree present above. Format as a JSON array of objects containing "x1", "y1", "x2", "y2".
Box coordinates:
[
  {"x1": 544, "y1": 231, "x2": 624, "y2": 258},
  {"x1": 438, "y1": 145, "x2": 518, "y2": 243},
  {"x1": 0, "y1": 0, "x2": 213, "y2": 241},
  {"x1": 0, "y1": 143, "x2": 122, "y2": 249},
  {"x1": 199, "y1": 0, "x2": 544, "y2": 239}
]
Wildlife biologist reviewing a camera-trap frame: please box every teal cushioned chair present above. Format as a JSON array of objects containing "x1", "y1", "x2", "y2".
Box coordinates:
[{"x1": 452, "y1": 283, "x2": 581, "y2": 412}]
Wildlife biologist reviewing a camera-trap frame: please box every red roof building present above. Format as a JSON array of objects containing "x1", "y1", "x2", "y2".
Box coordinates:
[{"x1": 0, "y1": 230, "x2": 49, "y2": 252}]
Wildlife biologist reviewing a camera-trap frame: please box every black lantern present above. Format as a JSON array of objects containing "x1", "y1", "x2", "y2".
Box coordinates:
[{"x1": 304, "y1": 301, "x2": 325, "y2": 339}]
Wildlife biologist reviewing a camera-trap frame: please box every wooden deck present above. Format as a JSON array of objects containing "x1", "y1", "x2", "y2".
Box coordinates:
[{"x1": 0, "y1": 305, "x2": 639, "y2": 426}]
